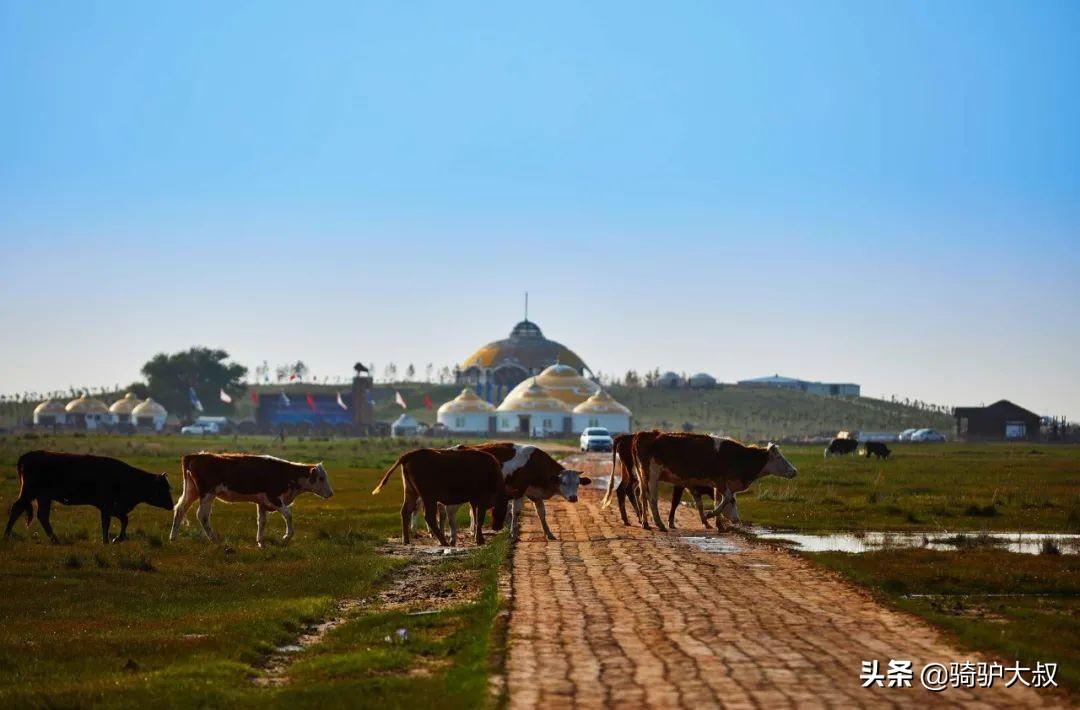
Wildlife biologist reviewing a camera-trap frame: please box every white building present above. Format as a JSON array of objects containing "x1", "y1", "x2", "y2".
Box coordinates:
[
  {"x1": 33, "y1": 399, "x2": 67, "y2": 427},
  {"x1": 65, "y1": 394, "x2": 110, "y2": 430},
  {"x1": 737, "y1": 374, "x2": 860, "y2": 397},
  {"x1": 131, "y1": 397, "x2": 168, "y2": 431},
  {"x1": 109, "y1": 392, "x2": 143, "y2": 426},
  {"x1": 572, "y1": 390, "x2": 631, "y2": 434},
  {"x1": 437, "y1": 388, "x2": 495, "y2": 434},
  {"x1": 657, "y1": 371, "x2": 684, "y2": 388},
  {"x1": 496, "y1": 380, "x2": 571, "y2": 436},
  {"x1": 688, "y1": 372, "x2": 717, "y2": 389}
]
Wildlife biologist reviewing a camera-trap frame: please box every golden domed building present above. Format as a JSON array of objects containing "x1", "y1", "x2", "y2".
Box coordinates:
[
  {"x1": 65, "y1": 394, "x2": 110, "y2": 430},
  {"x1": 131, "y1": 397, "x2": 168, "y2": 431},
  {"x1": 458, "y1": 319, "x2": 591, "y2": 403},
  {"x1": 33, "y1": 399, "x2": 68, "y2": 427},
  {"x1": 572, "y1": 390, "x2": 631, "y2": 434},
  {"x1": 437, "y1": 388, "x2": 496, "y2": 434},
  {"x1": 108, "y1": 392, "x2": 143, "y2": 426},
  {"x1": 495, "y1": 379, "x2": 571, "y2": 436}
]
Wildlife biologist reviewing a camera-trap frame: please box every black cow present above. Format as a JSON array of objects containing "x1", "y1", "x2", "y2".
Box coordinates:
[
  {"x1": 4, "y1": 451, "x2": 174, "y2": 544},
  {"x1": 864, "y1": 442, "x2": 892, "y2": 460},
  {"x1": 824, "y1": 437, "x2": 859, "y2": 458}
]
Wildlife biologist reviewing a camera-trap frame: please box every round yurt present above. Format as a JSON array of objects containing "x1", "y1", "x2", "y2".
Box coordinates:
[
  {"x1": 131, "y1": 397, "x2": 168, "y2": 431},
  {"x1": 108, "y1": 392, "x2": 143, "y2": 425},
  {"x1": 688, "y1": 372, "x2": 717, "y2": 389},
  {"x1": 657, "y1": 371, "x2": 684, "y2": 388},
  {"x1": 572, "y1": 390, "x2": 632, "y2": 434},
  {"x1": 437, "y1": 388, "x2": 495, "y2": 434},
  {"x1": 65, "y1": 394, "x2": 110, "y2": 430},
  {"x1": 390, "y1": 413, "x2": 420, "y2": 438},
  {"x1": 495, "y1": 380, "x2": 570, "y2": 437},
  {"x1": 33, "y1": 399, "x2": 68, "y2": 427}
]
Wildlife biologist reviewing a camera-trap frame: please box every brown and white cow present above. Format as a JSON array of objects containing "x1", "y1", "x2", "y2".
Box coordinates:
[
  {"x1": 170, "y1": 453, "x2": 334, "y2": 547},
  {"x1": 632, "y1": 432, "x2": 797, "y2": 531},
  {"x1": 372, "y1": 447, "x2": 505, "y2": 547}
]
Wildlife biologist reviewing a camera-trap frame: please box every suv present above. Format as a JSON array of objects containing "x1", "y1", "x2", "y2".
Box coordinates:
[{"x1": 579, "y1": 427, "x2": 614, "y2": 452}]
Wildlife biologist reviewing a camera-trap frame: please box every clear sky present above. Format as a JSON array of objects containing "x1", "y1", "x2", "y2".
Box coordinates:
[{"x1": 1, "y1": 1, "x2": 1078, "y2": 417}]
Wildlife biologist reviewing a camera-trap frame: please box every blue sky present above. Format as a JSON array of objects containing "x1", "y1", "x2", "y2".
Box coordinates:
[{"x1": 1, "y1": 1, "x2": 1078, "y2": 417}]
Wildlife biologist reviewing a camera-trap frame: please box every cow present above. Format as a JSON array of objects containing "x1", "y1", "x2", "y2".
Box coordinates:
[
  {"x1": 372, "y1": 447, "x2": 505, "y2": 547},
  {"x1": 632, "y1": 432, "x2": 797, "y2": 531},
  {"x1": 824, "y1": 437, "x2": 859, "y2": 458},
  {"x1": 170, "y1": 453, "x2": 334, "y2": 547},
  {"x1": 668, "y1": 484, "x2": 718, "y2": 530},
  {"x1": 864, "y1": 441, "x2": 892, "y2": 460},
  {"x1": 5, "y1": 451, "x2": 174, "y2": 544},
  {"x1": 606, "y1": 434, "x2": 641, "y2": 526},
  {"x1": 433, "y1": 443, "x2": 590, "y2": 544}
]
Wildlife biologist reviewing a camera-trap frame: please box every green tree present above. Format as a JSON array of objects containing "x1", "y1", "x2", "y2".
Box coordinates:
[{"x1": 141, "y1": 347, "x2": 247, "y2": 418}]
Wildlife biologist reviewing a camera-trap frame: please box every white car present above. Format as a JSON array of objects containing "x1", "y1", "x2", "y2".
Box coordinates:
[
  {"x1": 580, "y1": 427, "x2": 614, "y2": 452},
  {"x1": 181, "y1": 422, "x2": 220, "y2": 435},
  {"x1": 898, "y1": 428, "x2": 919, "y2": 442},
  {"x1": 910, "y1": 428, "x2": 947, "y2": 442}
]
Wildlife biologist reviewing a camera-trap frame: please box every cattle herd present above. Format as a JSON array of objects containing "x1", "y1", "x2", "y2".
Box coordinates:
[{"x1": 5, "y1": 432, "x2": 882, "y2": 548}]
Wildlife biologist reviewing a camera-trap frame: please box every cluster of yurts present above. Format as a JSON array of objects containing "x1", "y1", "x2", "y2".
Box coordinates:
[
  {"x1": 32, "y1": 392, "x2": 169, "y2": 431},
  {"x1": 435, "y1": 363, "x2": 631, "y2": 436}
]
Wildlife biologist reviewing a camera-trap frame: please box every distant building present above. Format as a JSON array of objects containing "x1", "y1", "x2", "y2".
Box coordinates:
[
  {"x1": 737, "y1": 374, "x2": 860, "y2": 397},
  {"x1": 33, "y1": 399, "x2": 67, "y2": 427},
  {"x1": 109, "y1": 392, "x2": 143, "y2": 426},
  {"x1": 572, "y1": 390, "x2": 631, "y2": 434},
  {"x1": 437, "y1": 388, "x2": 495, "y2": 434},
  {"x1": 496, "y1": 380, "x2": 572, "y2": 436},
  {"x1": 390, "y1": 413, "x2": 420, "y2": 438},
  {"x1": 954, "y1": 400, "x2": 1040, "y2": 441},
  {"x1": 688, "y1": 372, "x2": 717, "y2": 389},
  {"x1": 657, "y1": 371, "x2": 684, "y2": 388},
  {"x1": 65, "y1": 394, "x2": 110, "y2": 430},
  {"x1": 131, "y1": 398, "x2": 168, "y2": 431}
]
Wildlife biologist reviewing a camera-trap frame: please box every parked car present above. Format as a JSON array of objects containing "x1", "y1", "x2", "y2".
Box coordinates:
[
  {"x1": 181, "y1": 421, "x2": 220, "y2": 435},
  {"x1": 910, "y1": 428, "x2": 947, "y2": 442},
  {"x1": 898, "y1": 428, "x2": 919, "y2": 442},
  {"x1": 579, "y1": 427, "x2": 614, "y2": 452}
]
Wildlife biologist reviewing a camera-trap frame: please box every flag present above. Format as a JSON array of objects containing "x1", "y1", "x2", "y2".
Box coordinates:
[
  {"x1": 189, "y1": 387, "x2": 204, "y2": 412},
  {"x1": 306, "y1": 394, "x2": 317, "y2": 411},
  {"x1": 394, "y1": 391, "x2": 407, "y2": 409},
  {"x1": 220, "y1": 389, "x2": 232, "y2": 404},
  {"x1": 280, "y1": 392, "x2": 291, "y2": 407},
  {"x1": 336, "y1": 392, "x2": 348, "y2": 410},
  {"x1": 251, "y1": 390, "x2": 259, "y2": 405},
  {"x1": 289, "y1": 373, "x2": 298, "y2": 382},
  {"x1": 423, "y1": 394, "x2": 433, "y2": 410}
]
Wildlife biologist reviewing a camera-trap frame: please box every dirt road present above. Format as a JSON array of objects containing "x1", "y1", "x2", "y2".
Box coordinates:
[{"x1": 505, "y1": 454, "x2": 1058, "y2": 708}]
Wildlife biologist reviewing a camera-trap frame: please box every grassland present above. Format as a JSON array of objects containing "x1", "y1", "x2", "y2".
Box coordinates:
[{"x1": 0, "y1": 433, "x2": 506, "y2": 708}]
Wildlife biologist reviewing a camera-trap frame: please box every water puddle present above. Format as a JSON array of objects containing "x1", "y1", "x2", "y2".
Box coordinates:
[
  {"x1": 681, "y1": 536, "x2": 744, "y2": 554},
  {"x1": 747, "y1": 527, "x2": 1080, "y2": 555}
]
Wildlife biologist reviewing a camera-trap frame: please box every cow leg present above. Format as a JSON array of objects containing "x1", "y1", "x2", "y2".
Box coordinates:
[
  {"x1": 256, "y1": 504, "x2": 269, "y2": 548},
  {"x1": 169, "y1": 481, "x2": 198, "y2": 541},
  {"x1": 400, "y1": 496, "x2": 417, "y2": 546},
  {"x1": 446, "y1": 505, "x2": 460, "y2": 547},
  {"x1": 472, "y1": 502, "x2": 486, "y2": 546},
  {"x1": 422, "y1": 496, "x2": 449, "y2": 547},
  {"x1": 5, "y1": 495, "x2": 33, "y2": 538},
  {"x1": 668, "y1": 486, "x2": 684, "y2": 529},
  {"x1": 37, "y1": 499, "x2": 59, "y2": 543},
  {"x1": 531, "y1": 497, "x2": 557, "y2": 541},
  {"x1": 510, "y1": 497, "x2": 525, "y2": 540},
  {"x1": 196, "y1": 495, "x2": 218, "y2": 543},
  {"x1": 646, "y1": 462, "x2": 667, "y2": 531},
  {"x1": 615, "y1": 484, "x2": 631, "y2": 525},
  {"x1": 112, "y1": 511, "x2": 129, "y2": 543},
  {"x1": 279, "y1": 505, "x2": 294, "y2": 543},
  {"x1": 99, "y1": 508, "x2": 112, "y2": 544}
]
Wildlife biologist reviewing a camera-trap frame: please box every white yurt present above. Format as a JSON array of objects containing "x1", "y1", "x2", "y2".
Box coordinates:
[
  {"x1": 65, "y1": 394, "x2": 110, "y2": 430},
  {"x1": 391, "y1": 413, "x2": 420, "y2": 438},
  {"x1": 572, "y1": 390, "x2": 632, "y2": 434},
  {"x1": 437, "y1": 388, "x2": 495, "y2": 434},
  {"x1": 33, "y1": 399, "x2": 68, "y2": 427},
  {"x1": 688, "y1": 372, "x2": 717, "y2": 389},
  {"x1": 131, "y1": 397, "x2": 168, "y2": 431},
  {"x1": 108, "y1": 392, "x2": 143, "y2": 425},
  {"x1": 657, "y1": 371, "x2": 684, "y2": 388},
  {"x1": 495, "y1": 380, "x2": 570, "y2": 437}
]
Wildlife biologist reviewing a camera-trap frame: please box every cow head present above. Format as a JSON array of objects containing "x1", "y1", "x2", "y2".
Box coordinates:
[
  {"x1": 762, "y1": 443, "x2": 797, "y2": 479},
  {"x1": 716, "y1": 487, "x2": 740, "y2": 523},
  {"x1": 148, "y1": 472, "x2": 174, "y2": 510},
  {"x1": 305, "y1": 463, "x2": 334, "y2": 498},
  {"x1": 552, "y1": 469, "x2": 591, "y2": 502}
]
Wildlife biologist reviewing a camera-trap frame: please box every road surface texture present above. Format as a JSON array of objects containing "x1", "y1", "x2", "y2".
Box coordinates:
[{"x1": 505, "y1": 454, "x2": 1060, "y2": 709}]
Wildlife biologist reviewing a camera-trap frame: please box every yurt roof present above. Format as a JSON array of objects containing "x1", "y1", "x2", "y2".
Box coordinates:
[
  {"x1": 438, "y1": 388, "x2": 496, "y2": 415},
  {"x1": 109, "y1": 392, "x2": 143, "y2": 414},
  {"x1": 65, "y1": 394, "x2": 110, "y2": 414},
  {"x1": 572, "y1": 389, "x2": 632, "y2": 416},
  {"x1": 34, "y1": 399, "x2": 68, "y2": 415},
  {"x1": 131, "y1": 397, "x2": 168, "y2": 416},
  {"x1": 461, "y1": 319, "x2": 589, "y2": 375},
  {"x1": 496, "y1": 380, "x2": 570, "y2": 413}
]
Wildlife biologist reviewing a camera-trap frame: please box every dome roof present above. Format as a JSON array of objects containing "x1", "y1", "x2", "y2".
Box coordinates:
[
  {"x1": 34, "y1": 399, "x2": 67, "y2": 415},
  {"x1": 688, "y1": 372, "x2": 716, "y2": 386},
  {"x1": 504, "y1": 362, "x2": 599, "y2": 407},
  {"x1": 573, "y1": 390, "x2": 632, "y2": 415},
  {"x1": 438, "y1": 388, "x2": 496, "y2": 415},
  {"x1": 109, "y1": 392, "x2": 143, "y2": 414},
  {"x1": 131, "y1": 397, "x2": 167, "y2": 417},
  {"x1": 461, "y1": 319, "x2": 589, "y2": 375},
  {"x1": 65, "y1": 394, "x2": 109, "y2": 414},
  {"x1": 496, "y1": 380, "x2": 570, "y2": 413}
]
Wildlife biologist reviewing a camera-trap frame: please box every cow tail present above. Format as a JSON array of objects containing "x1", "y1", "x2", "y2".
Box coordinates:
[
  {"x1": 372, "y1": 453, "x2": 407, "y2": 495},
  {"x1": 601, "y1": 448, "x2": 618, "y2": 508},
  {"x1": 16, "y1": 456, "x2": 33, "y2": 526}
]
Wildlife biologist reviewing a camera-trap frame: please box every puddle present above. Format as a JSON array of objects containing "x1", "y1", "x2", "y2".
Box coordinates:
[
  {"x1": 747, "y1": 527, "x2": 1080, "y2": 555},
  {"x1": 681, "y1": 536, "x2": 744, "y2": 554}
]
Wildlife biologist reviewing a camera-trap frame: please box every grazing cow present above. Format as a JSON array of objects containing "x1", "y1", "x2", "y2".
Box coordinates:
[
  {"x1": 5, "y1": 451, "x2": 173, "y2": 544},
  {"x1": 372, "y1": 447, "x2": 505, "y2": 546},
  {"x1": 864, "y1": 442, "x2": 892, "y2": 460},
  {"x1": 170, "y1": 453, "x2": 333, "y2": 547},
  {"x1": 632, "y1": 432, "x2": 798, "y2": 531},
  {"x1": 824, "y1": 437, "x2": 859, "y2": 458}
]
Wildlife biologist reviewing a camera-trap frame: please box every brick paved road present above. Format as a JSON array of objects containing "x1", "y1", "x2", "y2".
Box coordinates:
[{"x1": 505, "y1": 458, "x2": 1058, "y2": 708}]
